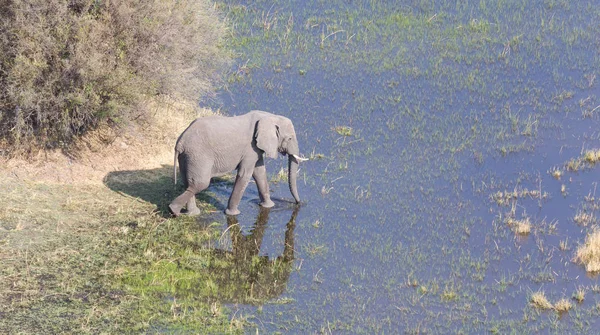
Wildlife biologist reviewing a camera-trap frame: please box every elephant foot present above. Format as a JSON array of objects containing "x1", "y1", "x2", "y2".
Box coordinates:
[
  {"x1": 168, "y1": 203, "x2": 182, "y2": 217},
  {"x1": 225, "y1": 208, "x2": 241, "y2": 216},
  {"x1": 260, "y1": 199, "x2": 275, "y2": 208},
  {"x1": 186, "y1": 207, "x2": 201, "y2": 216}
]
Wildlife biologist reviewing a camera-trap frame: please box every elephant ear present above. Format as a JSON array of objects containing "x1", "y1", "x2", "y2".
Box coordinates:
[{"x1": 256, "y1": 116, "x2": 279, "y2": 159}]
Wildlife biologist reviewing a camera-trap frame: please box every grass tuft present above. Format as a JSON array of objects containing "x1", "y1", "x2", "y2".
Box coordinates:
[
  {"x1": 270, "y1": 167, "x2": 288, "y2": 183},
  {"x1": 572, "y1": 287, "x2": 586, "y2": 303},
  {"x1": 550, "y1": 167, "x2": 563, "y2": 179},
  {"x1": 574, "y1": 210, "x2": 595, "y2": 226},
  {"x1": 583, "y1": 149, "x2": 600, "y2": 164},
  {"x1": 554, "y1": 298, "x2": 573, "y2": 313},
  {"x1": 564, "y1": 149, "x2": 600, "y2": 172},
  {"x1": 333, "y1": 126, "x2": 353, "y2": 136},
  {"x1": 574, "y1": 229, "x2": 600, "y2": 272},
  {"x1": 492, "y1": 188, "x2": 547, "y2": 206},
  {"x1": 530, "y1": 291, "x2": 553, "y2": 310},
  {"x1": 506, "y1": 217, "x2": 531, "y2": 235}
]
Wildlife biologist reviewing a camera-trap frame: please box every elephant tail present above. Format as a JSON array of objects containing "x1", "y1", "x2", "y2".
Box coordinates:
[{"x1": 173, "y1": 149, "x2": 178, "y2": 185}]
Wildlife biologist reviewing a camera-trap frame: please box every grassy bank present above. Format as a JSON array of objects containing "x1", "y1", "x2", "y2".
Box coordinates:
[{"x1": 0, "y1": 101, "x2": 247, "y2": 333}]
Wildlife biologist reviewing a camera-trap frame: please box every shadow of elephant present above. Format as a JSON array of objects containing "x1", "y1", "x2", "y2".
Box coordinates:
[
  {"x1": 208, "y1": 206, "x2": 299, "y2": 305},
  {"x1": 103, "y1": 165, "x2": 233, "y2": 217}
]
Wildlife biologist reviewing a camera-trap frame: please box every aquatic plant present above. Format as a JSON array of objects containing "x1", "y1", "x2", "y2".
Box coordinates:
[{"x1": 572, "y1": 287, "x2": 586, "y2": 303}]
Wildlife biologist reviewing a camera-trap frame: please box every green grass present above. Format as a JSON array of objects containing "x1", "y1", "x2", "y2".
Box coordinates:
[
  {"x1": 0, "y1": 170, "x2": 245, "y2": 334},
  {"x1": 333, "y1": 126, "x2": 353, "y2": 137}
]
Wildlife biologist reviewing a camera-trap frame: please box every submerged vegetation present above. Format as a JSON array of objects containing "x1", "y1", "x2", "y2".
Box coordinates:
[{"x1": 215, "y1": 0, "x2": 600, "y2": 333}]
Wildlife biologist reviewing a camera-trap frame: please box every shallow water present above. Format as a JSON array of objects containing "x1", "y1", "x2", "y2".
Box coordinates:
[{"x1": 205, "y1": 1, "x2": 600, "y2": 333}]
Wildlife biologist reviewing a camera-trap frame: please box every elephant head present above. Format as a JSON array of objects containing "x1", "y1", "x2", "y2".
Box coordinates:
[{"x1": 256, "y1": 115, "x2": 307, "y2": 204}]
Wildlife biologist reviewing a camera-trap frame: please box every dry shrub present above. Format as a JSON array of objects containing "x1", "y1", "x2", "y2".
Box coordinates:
[
  {"x1": 0, "y1": 0, "x2": 229, "y2": 154},
  {"x1": 574, "y1": 229, "x2": 600, "y2": 272}
]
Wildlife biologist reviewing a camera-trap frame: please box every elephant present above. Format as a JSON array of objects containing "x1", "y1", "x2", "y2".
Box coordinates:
[{"x1": 169, "y1": 110, "x2": 307, "y2": 216}]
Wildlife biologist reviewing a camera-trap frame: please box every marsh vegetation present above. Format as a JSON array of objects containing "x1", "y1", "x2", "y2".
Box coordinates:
[{"x1": 212, "y1": 0, "x2": 600, "y2": 333}]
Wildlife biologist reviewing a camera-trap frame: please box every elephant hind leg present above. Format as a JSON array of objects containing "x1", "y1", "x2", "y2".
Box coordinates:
[
  {"x1": 169, "y1": 182, "x2": 209, "y2": 217},
  {"x1": 170, "y1": 155, "x2": 210, "y2": 217},
  {"x1": 169, "y1": 177, "x2": 209, "y2": 217},
  {"x1": 185, "y1": 194, "x2": 201, "y2": 216}
]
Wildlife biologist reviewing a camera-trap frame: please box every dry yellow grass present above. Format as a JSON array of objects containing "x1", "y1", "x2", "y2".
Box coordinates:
[
  {"x1": 554, "y1": 298, "x2": 573, "y2": 313},
  {"x1": 530, "y1": 291, "x2": 553, "y2": 310},
  {"x1": 0, "y1": 96, "x2": 197, "y2": 237},
  {"x1": 0, "y1": 97, "x2": 208, "y2": 185},
  {"x1": 506, "y1": 217, "x2": 531, "y2": 235},
  {"x1": 564, "y1": 148, "x2": 600, "y2": 172},
  {"x1": 574, "y1": 210, "x2": 595, "y2": 226},
  {"x1": 574, "y1": 229, "x2": 600, "y2": 272},
  {"x1": 583, "y1": 149, "x2": 600, "y2": 164},
  {"x1": 0, "y1": 98, "x2": 214, "y2": 248}
]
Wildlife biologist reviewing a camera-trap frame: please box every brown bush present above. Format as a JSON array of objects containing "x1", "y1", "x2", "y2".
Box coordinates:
[{"x1": 0, "y1": 0, "x2": 229, "y2": 154}]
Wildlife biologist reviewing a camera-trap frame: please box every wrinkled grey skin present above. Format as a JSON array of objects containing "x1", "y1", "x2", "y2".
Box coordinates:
[{"x1": 169, "y1": 110, "x2": 304, "y2": 216}]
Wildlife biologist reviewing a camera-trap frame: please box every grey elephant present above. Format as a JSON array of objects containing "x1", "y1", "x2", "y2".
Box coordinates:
[{"x1": 169, "y1": 110, "x2": 307, "y2": 216}]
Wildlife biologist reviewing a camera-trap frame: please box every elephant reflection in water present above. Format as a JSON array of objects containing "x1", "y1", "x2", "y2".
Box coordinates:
[{"x1": 209, "y1": 206, "x2": 298, "y2": 304}]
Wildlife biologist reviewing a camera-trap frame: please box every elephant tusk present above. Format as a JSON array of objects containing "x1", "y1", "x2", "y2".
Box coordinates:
[{"x1": 292, "y1": 154, "x2": 309, "y2": 163}]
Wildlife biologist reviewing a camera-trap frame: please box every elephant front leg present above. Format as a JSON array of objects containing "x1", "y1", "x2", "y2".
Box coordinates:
[
  {"x1": 225, "y1": 170, "x2": 252, "y2": 216},
  {"x1": 253, "y1": 162, "x2": 274, "y2": 208}
]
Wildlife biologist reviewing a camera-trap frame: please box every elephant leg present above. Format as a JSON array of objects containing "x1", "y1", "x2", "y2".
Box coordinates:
[
  {"x1": 170, "y1": 180, "x2": 208, "y2": 216},
  {"x1": 253, "y1": 162, "x2": 274, "y2": 208},
  {"x1": 225, "y1": 168, "x2": 253, "y2": 216},
  {"x1": 178, "y1": 161, "x2": 200, "y2": 215},
  {"x1": 186, "y1": 196, "x2": 201, "y2": 216},
  {"x1": 169, "y1": 161, "x2": 209, "y2": 217}
]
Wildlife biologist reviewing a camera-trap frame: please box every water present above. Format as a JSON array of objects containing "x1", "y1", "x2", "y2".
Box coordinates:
[{"x1": 205, "y1": 1, "x2": 600, "y2": 332}]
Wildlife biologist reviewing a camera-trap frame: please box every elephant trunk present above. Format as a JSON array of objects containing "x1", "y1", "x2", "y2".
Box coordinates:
[{"x1": 288, "y1": 155, "x2": 300, "y2": 204}]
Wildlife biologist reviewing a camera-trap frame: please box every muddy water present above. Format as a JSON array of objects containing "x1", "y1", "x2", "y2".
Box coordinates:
[{"x1": 207, "y1": 1, "x2": 600, "y2": 333}]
